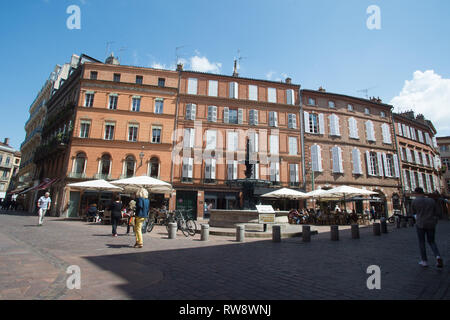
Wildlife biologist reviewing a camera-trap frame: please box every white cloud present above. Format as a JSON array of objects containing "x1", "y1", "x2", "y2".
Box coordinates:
[
  {"x1": 189, "y1": 55, "x2": 222, "y2": 73},
  {"x1": 266, "y1": 71, "x2": 275, "y2": 80},
  {"x1": 390, "y1": 70, "x2": 450, "y2": 136}
]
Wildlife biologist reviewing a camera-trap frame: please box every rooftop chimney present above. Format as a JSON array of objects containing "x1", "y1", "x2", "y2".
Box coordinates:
[
  {"x1": 285, "y1": 77, "x2": 292, "y2": 84},
  {"x1": 176, "y1": 63, "x2": 183, "y2": 71},
  {"x1": 4, "y1": 138, "x2": 10, "y2": 145},
  {"x1": 105, "y1": 53, "x2": 120, "y2": 65},
  {"x1": 232, "y1": 59, "x2": 239, "y2": 77},
  {"x1": 318, "y1": 86, "x2": 326, "y2": 92}
]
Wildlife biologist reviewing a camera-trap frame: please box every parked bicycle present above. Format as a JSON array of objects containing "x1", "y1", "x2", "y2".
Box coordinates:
[{"x1": 146, "y1": 208, "x2": 197, "y2": 237}]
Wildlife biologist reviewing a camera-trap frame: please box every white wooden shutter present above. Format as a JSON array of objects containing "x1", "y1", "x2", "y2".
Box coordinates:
[
  {"x1": 311, "y1": 145, "x2": 322, "y2": 172},
  {"x1": 304, "y1": 111, "x2": 310, "y2": 133},
  {"x1": 318, "y1": 113, "x2": 325, "y2": 134},
  {"x1": 418, "y1": 172, "x2": 424, "y2": 188},
  {"x1": 406, "y1": 148, "x2": 412, "y2": 163},
  {"x1": 286, "y1": 89, "x2": 295, "y2": 105},
  {"x1": 276, "y1": 162, "x2": 280, "y2": 181},
  {"x1": 366, "y1": 151, "x2": 373, "y2": 176},
  {"x1": 332, "y1": 147, "x2": 339, "y2": 173},
  {"x1": 223, "y1": 107, "x2": 229, "y2": 123},
  {"x1": 207, "y1": 106, "x2": 213, "y2": 122},
  {"x1": 393, "y1": 154, "x2": 400, "y2": 178},
  {"x1": 270, "y1": 135, "x2": 279, "y2": 154},
  {"x1": 227, "y1": 161, "x2": 233, "y2": 180},
  {"x1": 421, "y1": 153, "x2": 427, "y2": 166},
  {"x1": 289, "y1": 164, "x2": 295, "y2": 183},
  {"x1": 377, "y1": 152, "x2": 384, "y2": 177},
  {"x1": 288, "y1": 114, "x2": 296, "y2": 129},
  {"x1": 382, "y1": 153, "x2": 389, "y2": 177},
  {"x1": 273, "y1": 112, "x2": 278, "y2": 127},
  {"x1": 397, "y1": 123, "x2": 402, "y2": 136},
  {"x1": 249, "y1": 85, "x2": 258, "y2": 101},
  {"x1": 238, "y1": 108, "x2": 244, "y2": 124},
  {"x1": 414, "y1": 150, "x2": 420, "y2": 164},
  {"x1": 191, "y1": 104, "x2": 196, "y2": 120},
  {"x1": 403, "y1": 170, "x2": 410, "y2": 191},
  {"x1": 186, "y1": 104, "x2": 191, "y2": 120},
  {"x1": 249, "y1": 132, "x2": 259, "y2": 153},
  {"x1": 182, "y1": 158, "x2": 189, "y2": 177},
  {"x1": 329, "y1": 114, "x2": 340, "y2": 136},
  {"x1": 206, "y1": 130, "x2": 217, "y2": 150},
  {"x1": 405, "y1": 125, "x2": 411, "y2": 139},
  {"x1": 317, "y1": 145, "x2": 322, "y2": 171},
  {"x1": 187, "y1": 78, "x2": 198, "y2": 95},
  {"x1": 349, "y1": 117, "x2": 357, "y2": 139},
  {"x1": 425, "y1": 174, "x2": 431, "y2": 193},
  {"x1": 289, "y1": 137, "x2": 297, "y2": 155},
  {"x1": 249, "y1": 110, "x2": 254, "y2": 125},
  {"x1": 211, "y1": 159, "x2": 216, "y2": 179},
  {"x1": 229, "y1": 82, "x2": 238, "y2": 99},
  {"x1": 268, "y1": 88, "x2": 277, "y2": 103},
  {"x1": 189, "y1": 128, "x2": 195, "y2": 148},
  {"x1": 418, "y1": 130, "x2": 424, "y2": 143},
  {"x1": 183, "y1": 128, "x2": 191, "y2": 148},
  {"x1": 409, "y1": 171, "x2": 416, "y2": 190},
  {"x1": 208, "y1": 80, "x2": 218, "y2": 97},
  {"x1": 188, "y1": 158, "x2": 193, "y2": 178}
]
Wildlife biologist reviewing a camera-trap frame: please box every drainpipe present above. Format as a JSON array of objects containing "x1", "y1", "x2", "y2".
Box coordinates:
[
  {"x1": 170, "y1": 67, "x2": 182, "y2": 186},
  {"x1": 299, "y1": 88, "x2": 306, "y2": 192},
  {"x1": 390, "y1": 110, "x2": 406, "y2": 215}
]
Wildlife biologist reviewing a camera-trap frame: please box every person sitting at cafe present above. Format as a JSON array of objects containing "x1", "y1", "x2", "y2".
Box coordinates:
[
  {"x1": 87, "y1": 203, "x2": 98, "y2": 222},
  {"x1": 288, "y1": 209, "x2": 301, "y2": 224},
  {"x1": 350, "y1": 209, "x2": 358, "y2": 224}
]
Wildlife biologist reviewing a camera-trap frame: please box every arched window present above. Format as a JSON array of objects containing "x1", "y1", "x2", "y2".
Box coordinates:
[
  {"x1": 74, "y1": 152, "x2": 86, "y2": 174},
  {"x1": 100, "y1": 154, "x2": 111, "y2": 176},
  {"x1": 125, "y1": 155, "x2": 136, "y2": 178},
  {"x1": 149, "y1": 157, "x2": 159, "y2": 178}
]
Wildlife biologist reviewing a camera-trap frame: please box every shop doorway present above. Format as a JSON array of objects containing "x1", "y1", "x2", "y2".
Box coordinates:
[
  {"x1": 176, "y1": 191, "x2": 198, "y2": 219},
  {"x1": 68, "y1": 191, "x2": 80, "y2": 218}
]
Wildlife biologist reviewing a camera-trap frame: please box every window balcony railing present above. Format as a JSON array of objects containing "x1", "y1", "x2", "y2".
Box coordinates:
[
  {"x1": 119, "y1": 174, "x2": 135, "y2": 179},
  {"x1": 94, "y1": 173, "x2": 112, "y2": 180},
  {"x1": 68, "y1": 172, "x2": 87, "y2": 179},
  {"x1": 0, "y1": 162, "x2": 13, "y2": 169}
]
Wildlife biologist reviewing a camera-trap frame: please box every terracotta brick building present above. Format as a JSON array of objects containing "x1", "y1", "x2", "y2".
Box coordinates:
[
  {"x1": 300, "y1": 89, "x2": 402, "y2": 216},
  {"x1": 172, "y1": 67, "x2": 301, "y2": 218},
  {"x1": 393, "y1": 111, "x2": 444, "y2": 212},
  {"x1": 36, "y1": 55, "x2": 179, "y2": 217},
  {"x1": 436, "y1": 136, "x2": 450, "y2": 195}
]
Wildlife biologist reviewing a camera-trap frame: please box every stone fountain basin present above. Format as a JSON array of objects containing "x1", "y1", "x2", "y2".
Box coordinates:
[{"x1": 209, "y1": 209, "x2": 289, "y2": 228}]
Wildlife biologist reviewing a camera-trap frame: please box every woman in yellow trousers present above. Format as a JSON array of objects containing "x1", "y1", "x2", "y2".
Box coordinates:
[{"x1": 134, "y1": 188, "x2": 150, "y2": 248}]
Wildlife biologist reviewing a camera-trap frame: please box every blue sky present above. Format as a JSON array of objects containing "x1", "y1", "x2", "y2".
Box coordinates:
[{"x1": 1, "y1": 0, "x2": 449, "y2": 150}]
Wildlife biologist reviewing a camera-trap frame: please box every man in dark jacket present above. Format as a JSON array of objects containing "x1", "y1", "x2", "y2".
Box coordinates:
[{"x1": 411, "y1": 187, "x2": 443, "y2": 268}]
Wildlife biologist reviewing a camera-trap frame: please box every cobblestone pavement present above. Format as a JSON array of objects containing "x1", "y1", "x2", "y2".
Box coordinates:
[{"x1": 0, "y1": 210, "x2": 448, "y2": 300}]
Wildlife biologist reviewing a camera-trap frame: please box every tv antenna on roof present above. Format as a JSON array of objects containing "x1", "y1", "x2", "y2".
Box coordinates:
[
  {"x1": 357, "y1": 86, "x2": 377, "y2": 99},
  {"x1": 175, "y1": 45, "x2": 188, "y2": 67},
  {"x1": 233, "y1": 49, "x2": 247, "y2": 76},
  {"x1": 105, "y1": 41, "x2": 115, "y2": 59},
  {"x1": 117, "y1": 46, "x2": 127, "y2": 62}
]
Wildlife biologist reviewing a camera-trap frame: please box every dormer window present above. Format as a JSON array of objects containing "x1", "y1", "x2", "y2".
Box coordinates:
[
  {"x1": 364, "y1": 107, "x2": 370, "y2": 115},
  {"x1": 308, "y1": 98, "x2": 316, "y2": 106}
]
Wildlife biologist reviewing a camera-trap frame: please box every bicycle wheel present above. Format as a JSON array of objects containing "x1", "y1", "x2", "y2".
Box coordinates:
[
  {"x1": 186, "y1": 219, "x2": 197, "y2": 236},
  {"x1": 178, "y1": 218, "x2": 190, "y2": 237},
  {"x1": 147, "y1": 218, "x2": 155, "y2": 233}
]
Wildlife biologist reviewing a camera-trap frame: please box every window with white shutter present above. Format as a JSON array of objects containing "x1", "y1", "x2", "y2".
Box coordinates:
[
  {"x1": 289, "y1": 164, "x2": 299, "y2": 185},
  {"x1": 366, "y1": 120, "x2": 376, "y2": 142},
  {"x1": 329, "y1": 114, "x2": 340, "y2": 136},
  {"x1": 418, "y1": 130, "x2": 424, "y2": 143},
  {"x1": 185, "y1": 103, "x2": 196, "y2": 120},
  {"x1": 406, "y1": 148, "x2": 413, "y2": 163},
  {"x1": 183, "y1": 128, "x2": 195, "y2": 148},
  {"x1": 377, "y1": 152, "x2": 384, "y2": 177},
  {"x1": 187, "y1": 78, "x2": 198, "y2": 95},
  {"x1": 393, "y1": 154, "x2": 400, "y2": 178},
  {"x1": 208, "y1": 80, "x2": 218, "y2": 97},
  {"x1": 270, "y1": 135, "x2": 279, "y2": 155},
  {"x1": 318, "y1": 113, "x2": 325, "y2": 135},
  {"x1": 349, "y1": 117, "x2": 359, "y2": 139},
  {"x1": 205, "y1": 130, "x2": 217, "y2": 150},
  {"x1": 397, "y1": 123, "x2": 403, "y2": 136},
  {"x1": 331, "y1": 146, "x2": 343, "y2": 173},
  {"x1": 304, "y1": 111, "x2": 310, "y2": 133},
  {"x1": 248, "y1": 85, "x2": 258, "y2": 101},
  {"x1": 409, "y1": 171, "x2": 416, "y2": 190},
  {"x1": 405, "y1": 125, "x2": 411, "y2": 139},
  {"x1": 410, "y1": 128, "x2": 416, "y2": 140},
  {"x1": 382, "y1": 123, "x2": 392, "y2": 144},
  {"x1": 403, "y1": 169, "x2": 410, "y2": 191},
  {"x1": 269, "y1": 111, "x2": 278, "y2": 127},
  {"x1": 207, "y1": 105, "x2": 217, "y2": 122},
  {"x1": 268, "y1": 88, "x2": 277, "y2": 103},
  {"x1": 229, "y1": 82, "x2": 238, "y2": 99},
  {"x1": 286, "y1": 89, "x2": 295, "y2": 105},
  {"x1": 227, "y1": 160, "x2": 238, "y2": 180},
  {"x1": 249, "y1": 132, "x2": 259, "y2": 153},
  {"x1": 425, "y1": 174, "x2": 432, "y2": 193},
  {"x1": 182, "y1": 157, "x2": 194, "y2": 180},
  {"x1": 249, "y1": 110, "x2": 258, "y2": 126},
  {"x1": 289, "y1": 137, "x2": 297, "y2": 155},
  {"x1": 311, "y1": 145, "x2": 322, "y2": 172},
  {"x1": 270, "y1": 162, "x2": 280, "y2": 182},
  {"x1": 288, "y1": 114, "x2": 297, "y2": 129},
  {"x1": 352, "y1": 148, "x2": 362, "y2": 175},
  {"x1": 227, "y1": 131, "x2": 238, "y2": 152},
  {"x1": 238, "y1": 109, "x2": 244, "y2": 124},
  {"x1": 223, "y1": 107, "x2": 230, "y2": 123},
  {"x1": 417, "y1": 172, "x2": 424, "y2": 189},
  {"x1": 414, "y1": 150, "x2": 420, "y2": 165},
  {"x1": 422, "y1": 153, "x2": 428, "y2": 166},
  {"x1": 205, "y1": 158, "x2": 216, "y2": 180}
]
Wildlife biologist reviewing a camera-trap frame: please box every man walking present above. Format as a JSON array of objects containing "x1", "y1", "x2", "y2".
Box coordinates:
[
  {"x1": 411, "y1": 187, "x2": 443, "y2": 268},
  {"x1": 37, "y1": 192, "x2": 51, "y2": 226}
]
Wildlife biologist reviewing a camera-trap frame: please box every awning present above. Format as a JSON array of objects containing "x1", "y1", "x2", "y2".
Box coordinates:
[{"x1": 18, "y1": 178, "x2": 58, "y2": 195}]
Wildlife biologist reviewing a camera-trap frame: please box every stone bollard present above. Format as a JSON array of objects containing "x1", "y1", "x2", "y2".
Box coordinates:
[
  {"x1": 351, "y1": 224, "x2": 360, "y2": 239},
  {"x1": 330, "y1": 225, "x2": 339, "y2": 241},
  {"x1": 236, "y1": 225, "x2": 245, "y2": 242},
  {"x1": 395, "y1": 215, "x2": 401, "y2": 228},
  {"x1": 201, "y1": 224, "x2": 209, "y2": 241},
  {"x1": 380, "y1": 220, "x2": 388, "y2": 234},
  {"x1": 168, "y1": 222, "x2": 177, "y2": 239},
  {"x1": 373, "y1": 223, "x2": 381, "y2": 236},
  {"x1": 302, "y1": 225, "x2": 311, "y2": 242},
  {"x1": 272, "y1": 225, "x2": 282, "y2": 242}
]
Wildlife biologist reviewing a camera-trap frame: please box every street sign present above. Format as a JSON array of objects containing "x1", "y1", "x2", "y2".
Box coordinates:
[{"x1": 256, "y1": 205, "x2": 275, "y2": 224}]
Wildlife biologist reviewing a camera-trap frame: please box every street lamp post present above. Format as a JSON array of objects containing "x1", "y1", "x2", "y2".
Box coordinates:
[{"x1": 139, "y1": 146, "x2": 145, "y2": 167}]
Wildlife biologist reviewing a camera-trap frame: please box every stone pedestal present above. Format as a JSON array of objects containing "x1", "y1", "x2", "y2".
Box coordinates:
[
  {"x1": 351, "y1": 224, "x2": 360, "y2": 239},
  {"x1": 201, "y1": 224, "x2": 209, "y2": 241},
  {"x1": 302, "y1": 225, "x2": 311, "y2": 242},
  {"x1": 272, "y1": 225, "x2": 281, "y2": 242},
  {"x1": 168, "y1": 222, "x2": 177, "y2": 239},
  {"x1": 236, "y1": 225, "x2": 245, "y2": 242},
  {"x1": 331, "y1": 225, "x2": 339, "y2": 241},
  {"x1": 373, "y1": 223, "x2": 381, "y2": 236}
]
